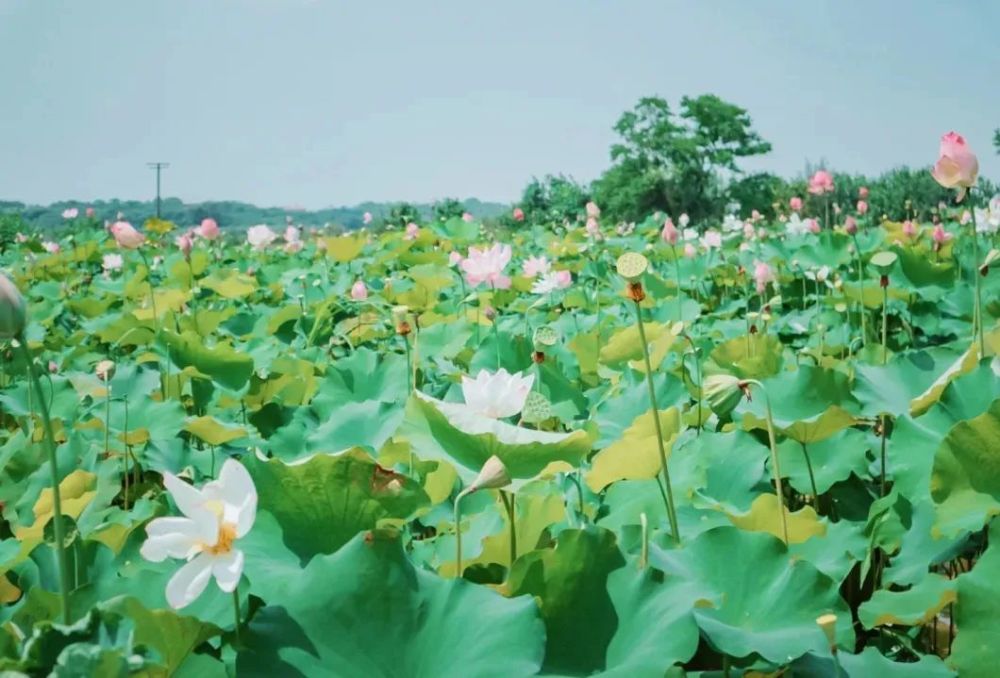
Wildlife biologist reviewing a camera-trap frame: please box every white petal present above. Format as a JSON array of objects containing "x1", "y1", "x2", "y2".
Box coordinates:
[
  {"x1": 165, "y1": 553, "x2": 214, "y2": 609},
  {"x1": 211, "y1": 548, "x2": 245, "y2": 593},
  {"x1": 217, "y1": 460, "x2": 258, "y2": 536},
  {"x1": 140, "y1": 517, "x2": 208, "y2": 562},
  {"x1": 163, "y1": 473, "x2": 208, "y2": 519}
]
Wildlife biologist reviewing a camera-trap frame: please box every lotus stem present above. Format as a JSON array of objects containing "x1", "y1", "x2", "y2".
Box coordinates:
[
  {"x1": 800, "y1": 443, "x2": 819, "y2": 507},
  {"x1": 880, "y1": 415, "x2": 889, "y2": 497},
  {"x1": 632, "y1": 299, "x2": 681, "y2": 544},
  {"x1": 639, "y1": 512, "x2": 649, "y2": 570},
  {"x1": 852, "y1": 235, "x2": 866, "y2": 346},
  {"x1": 881, "y1": 282, "x2": 889, "y2": 365},
  {"x1": 17, "y1": 336, "x2": 70, "y2": 624},
  {"x1": 453, "y1": 488, "x2": 471, "y2": 578},
  {"x1": 232, "y1": 587, "x2": 242, "y2": 648},
  {"x1": 500, "y1": 490, "x2": 517, "y2": 568},
  {"x1": 744, "y1": 379, "x2": 789, "y2": 543},
  {"x1": 969, "y1": 203, "x2": 986, "y2": 357}
]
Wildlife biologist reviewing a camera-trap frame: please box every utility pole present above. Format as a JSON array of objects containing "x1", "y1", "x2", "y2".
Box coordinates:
[{"x1": 147, "y1": 162, "x2": 170, "y2": 219}]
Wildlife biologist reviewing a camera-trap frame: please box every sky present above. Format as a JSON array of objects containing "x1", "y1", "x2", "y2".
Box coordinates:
[{"x1": 1, "y1": 1, "x2": 998, "y2": 209}]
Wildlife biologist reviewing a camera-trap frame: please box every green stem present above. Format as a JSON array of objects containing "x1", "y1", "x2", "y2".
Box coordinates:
[
  {"x1": 232, "y1": 587, "x2": 242, "y2": 647},
  {"x1": 454, "y1": 492, "x2": 466, "y2": 578},
  {"x1": 671, "y1": 246, "x2": 682, "y2": 321},
  {"x1": 880, "y1": 414, "x2": 889, "y2": 497},
  {"x1": 639, "y1": 512, "x2": 649, "y2": 569},
  {"x1": 745, "y1": 380, "x2": 789, "y2": 543},
  {"x1": 137, "y1": 250, "x2": 165, "y2": 400},
  {"x1": 402, "y1": 334, "x2": 412, "y2": 395},
  {"x1": 500, "y1": 490, "x2": 517, "y2": 569},
  {"x1": 852, "y1": 235, "x2": 866, "y2": 345},
  {"x1": 881, "y1": 283, "x2": 889, "y2": 365},
  {"x1": 800, "y1": 443, "x2": 819, "y2": 507},
  {"x1": 18, "y1": 337, "x2": 70, "y2": 624},
  {"x1": 970, "y1": 203, "x2": 986, "y2": 357},
  {"x1": 632, "y1": 300, "x2": 681, "y2": 543}
]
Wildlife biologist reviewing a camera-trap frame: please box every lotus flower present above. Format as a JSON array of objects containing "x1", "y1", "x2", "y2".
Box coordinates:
[
  {"x1": 350, "y1": 280, "x2": 368, "y2": 301},
  {"x1": 513, "y1": 207, "x2": 525, "y2": 222},
  {"x1": 102, "y1": 253, "x2": 124, "y2": 273},
  {"x1": 246, "y1": 225, "x2": 277, "y2": 251},
  {"x1": 522, "y1": 255, "x2": 551, "y2": 278},
  {"x1": 807, "y1": 219, "x2": 821, "y2": 234},
  {"x1": 284, "y1": 226, "x2": 302, "y2": 253},
  {"x1": 461, "y1": 243, "x2": 512, "y2": 289},
  {"x1": 531, "y1": 270, "x2": 571, "y2": 295},
  {"x1": 176, "y1": 232, "x2": 194, "y2": 258},
  {"x1": 932, "y1": 223, "x2": 953, "y2": 247},
  {"x1": 462, "y1": 212, "x2": 474, "y2": 222},
  {"x1": 460, "y1": 368, "x2": 534, "y2": 419},
  {"x1": 856, "y1": 200, "x2": 868, "y2": 216},
  {"x1": 586, "y1": 202, "x2": 600, "y2": 218},
  {"x1": 363, "y1": 212, "x2": 373, "y2": 225},
  {"x1": 684, "y1": 243, "x2": 697, "y2": 258},
  {"x1": 61, "y1": 207, "x2": 78, "y2": 219},
  {"x1": 701, "y1": 230, "x2": 722, "y2": 249},
  {"x1": 42, "y1": 241, "x2": 60, "y2": 254},
  {"x1": 197, "y1": 218, "x2": 220, "y2": 240},
  {"x1": 808, "y1": 170, "x2": 834, "y2": 195},
  {"x1": 789, "y1": 196, "x2": 803, "y2": 212},
  {"x1": 859, "y1": 186, "x2": 869, "y2": 199},
  {"x1": 110, "y1": 221, "x2": 145, "y2": 249},
  {"x1": 448, "y1": 251, "x2": 463, "y2": 267},
  {"x1": 140, "y1": 460, "x2": 257, "y2": 610},
  {"x1": 931, "y1": 131, "x2": 978, "y2": 200},
  {"x1": 404, "y1": 222, "x2": 419, "y2": 240},
  {"x1": 844, "y1": 216, "x2": 858, "y2": 235},
  {"x1": 661, "y1": 218, "x2": 679, "y2": 245},
  {"x1": 86, "y1": 207, "x2": 96, "y2": 218},
  {"x1": 753, "y1": 261, "x2": 774, "y2": 294},
  {"x1": 679, "y1": 213, "x2": 690, "y2": 228},
  {"x1": 585, "y1": 217, "x2": 601, "y2": 239},
  {"x1": 785, "y1": 214, "x2": 809, "y2": 237},
  {"x1": 902, "y1": 220, "x2": 917, "y2": 238}
]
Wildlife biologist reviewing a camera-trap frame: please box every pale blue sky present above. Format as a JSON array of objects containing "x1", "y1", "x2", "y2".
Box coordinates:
[{"x1": 1, "y1": 1, "x2": 997, "y2": 208}]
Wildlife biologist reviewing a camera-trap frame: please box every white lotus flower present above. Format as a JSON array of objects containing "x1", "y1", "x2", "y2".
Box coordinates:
[
  {"x1": 701, "y1": 230, "x2": 722, "y2": 249},
  {"x1": 246, "y1": 225, "x2": 278, "y2": 250},
  {"x1": 722, "y1": 214, "x2": 743, "y2": 233},
  {"x1": 460, "y1": 368, "x2": 534, "y2": 419},
  {"x1": 102, "y1": 253, "x2": 124, "y2": 272},
  {"x1": 531, "y1": 270, "x2": 572, "y2": 295},
  {"x1": 140, "y1": 460, "x2": 257, "y2": 609},
  {"x1": 785, "y1": 213, "x2": 810, "y2": 237}
]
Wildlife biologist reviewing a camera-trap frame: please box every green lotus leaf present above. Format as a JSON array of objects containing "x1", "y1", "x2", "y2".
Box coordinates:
[
  {"x1": 162, "y1": 330, "x2": 254, "y2": 391},
  {"x1": 237, "y1": 531, "x2": 545, "y2": 677},
  {"x1": 858, "y1": 573, "x2": 956, "y2": 629}
]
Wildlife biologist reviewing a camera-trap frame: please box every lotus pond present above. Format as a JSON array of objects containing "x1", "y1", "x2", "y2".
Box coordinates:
[{"x1": 1, "y1": 203, "x2": 1000, "y2": 677}]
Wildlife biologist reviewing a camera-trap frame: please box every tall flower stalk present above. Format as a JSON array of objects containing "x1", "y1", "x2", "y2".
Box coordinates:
[
  {"x1": 742, "y1": 379, "x2": 789, "y2": 543},
  {"x1": 617, "y1": 253, "x2": 681, "y2": 544}
]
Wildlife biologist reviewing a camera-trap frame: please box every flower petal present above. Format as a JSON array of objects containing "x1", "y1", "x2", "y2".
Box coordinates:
[
  {"x1": 165, "y1": 552, "x2": 214, "y2": 609},
  {"x1": 163, "y1": 473, "x2": 208, "y2": 519},
  {"x1": 140, "y1": 517, "x2": 209, "y2": 562},
  {"x1": 217, "y1": 460, "x2": 258, "y2": 536},
  {"x1": 211, "y1": 548, "x2": 245, "y2": 593}
]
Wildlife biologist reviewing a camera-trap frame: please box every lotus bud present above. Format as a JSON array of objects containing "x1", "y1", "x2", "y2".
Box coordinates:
[
  {"x1": 0, "y1": 273, "x2": 26, "y2": 339},
  {"x1": 703, "y1": 374, "x2": 745, "y2": 417},
  {"x1": 392, "y1": 305, "x2": 411, "y2": 336},
  {"x1": 468, "y1": 455, "x2": 511, "y2": 493},
  {"x1": 96, "y1": 359, "x2": 116, "y2": 382},
  {"x1": 816, "y1": 613, "x2": 838, "y2": 651},
  {"x1": 483, "y1": 306, "x2": 496, "y2": 322}
]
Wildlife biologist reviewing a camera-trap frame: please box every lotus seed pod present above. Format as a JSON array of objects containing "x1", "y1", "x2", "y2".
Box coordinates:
[
  {"x1": 615, "y1": 252, "x2": 648, "y2": 281},
  {"x1": 0, "y1": 273, "x2": 26, "y2": 339},
  {"x1": 815, "y1": 613, "x2": 837, "y2": 650}
]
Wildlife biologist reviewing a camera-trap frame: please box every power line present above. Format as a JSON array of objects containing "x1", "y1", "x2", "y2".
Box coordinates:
[{"x1": 147, "y1": 162, "x2": 170, "y2": 218}]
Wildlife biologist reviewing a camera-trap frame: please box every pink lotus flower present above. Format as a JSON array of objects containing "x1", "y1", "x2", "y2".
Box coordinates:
[
  {"x1": 742, "y1": 221, "x2": 755, "y2": 241},
  {"x1": 856, "y1": 200, "x2": 868, "y2": 216},
  {"x1": 684, "y1": 243, "x2": 697, "y2": 258},
  {"x1": 363, "y1": 212, "x2": 373, "y2": 225},
  {"x1": 808, "y1": 170, "x2": 835, "y2": 195},
  {"x1": 102, "y1": 253, "x2": 124, "y2": 272},
  {"x1": 902, "y1": 220, "x2": 917, "y2": 237},
  {"x1": 522, "y1": 255, "x2": 551, "y2": 278},
  {"x1": 42, "y1": 241, "x2": 60, "y2": 254},
  {"x1": 110, "y1": 221, "x2": 145, "y2": 249},
  {"x1": 461, "y1": 243, "x2": 512, "y2": 289},
  {"x1": 197, "y1": 218, "x2": 220, "y2": 240},
  {"x1": 350, "y1": 280, "x2": 368, "y2": 301},
  {"x1": 86, "y1": 207, "x2": 95, "y2": 218},
  {"x1": 932, "y1": 223, "x2": 953, "y2": 246},
  {"x1": 960, "y1": 210, "x2": 972, "y2": 226},
  {"x1": 462, "y1": 212, "x2": 474, "y2": 222},
  {"x1": 530, "y1": 270, "x2": 572, "y2": 295},
  {"x1": 931, "y1": 132, "x2": 979, "y2": 200},
  {"x1": 859, "y1": 186, "x2": 869, "y2": 199},
  {"x1": 808, "y1": 218, "x2": 821, "y2": 234},
  {"x1": 176, "y1": 231, "x2": 194, "y2": 258},
  {"x1": 789, "y1": 196, "x2": 803, "y2": 212},
  {"x1": 448, "y1": 251, "x2": 463, "y2": 267},
  {"x1": 62, "y1": 207, "x2": 78, "y2": 219},
  {"x1": 753, "y1": 261, "x2": 774, "y2": 294},
  {"x1": 48, "y1": 360, "x2": 58, "y2": 374},
  {"x1": 751, "y1": 209, "x2": 762, "y2": 222},
  {"x1": 404, "y1": 222, "x2": 419, "y2": 240},
  {"x1": 247, "y1": 225, "x2": 277, "y2": 250},
  {"x1": 586, "y1": 201, "x2": 600, "y2": 218},
  {"x1": 845, "y1": 216, "x2": 858, "y2": 235},
  {"x1": 585, "y1": 217, "x2": 601, "y2": 239},
  {"x1": 513, "y1": 207, "x2": 525, "y2": 222},
  {"x1": 15, "y1": 232, "x2": 27, "y2": 243},
  {"x1": 661, "y1": 218, "x2": 679, "y2": 245},
  {"x1": 701, "y1": 230, "x2": 722, "y2": 249}
]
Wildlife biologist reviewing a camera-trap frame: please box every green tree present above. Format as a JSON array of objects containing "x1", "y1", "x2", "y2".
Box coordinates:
[
  {"x1": 433, "y1": 198, "x2": 465, "y2": 221},
  {"x1": 518, "y1": 175, "x2": 589, "y2": 223},
  {"x1": 596, "y1": 94, "x2": 772, "y2": 222}
]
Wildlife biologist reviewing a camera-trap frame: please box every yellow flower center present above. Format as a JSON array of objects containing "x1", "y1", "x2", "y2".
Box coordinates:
[{"x1": 205, "y1": 521, "x2": 238, "y2": 556}]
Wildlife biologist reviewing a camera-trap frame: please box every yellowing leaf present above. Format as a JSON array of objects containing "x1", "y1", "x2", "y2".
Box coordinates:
[
  {"x1": 728, "y1": 494, "x2": 826, "y2": 544},
  {"x1": 323, "y1": 234, "x2": 366, "y2": 262},
  {"x1": 133, "y1": 288, "x2": 190, "y2": 320},
  {"x1": 184, "y1": 416, "x2": 248, "y2": 446},
  {"x1": 16, "y1": 470, "x2": 97, "y2": 545},
  {"x1": 600, "y1": 322, "x2": 668, "y2": 365},
  {"x1": 586, "y1": 408, "x2": 681, "y2": 493},
  {"x1": 202, "y1": 271, "x2": 258, "y2": 299}
]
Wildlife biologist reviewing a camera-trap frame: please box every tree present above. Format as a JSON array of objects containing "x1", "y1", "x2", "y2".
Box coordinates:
[
  {"x1": 596, "y1": 94, "x2": 772, "y2": 222},
  {"x1": 433, "y1": 198, "x2": 465, "y2": 221},
  {"x1": 518, "y1": 175, "x2": 589, "y2": 223},
  {"x1": 994, "y1": 128, "x2": 999, "y2": 155}
]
